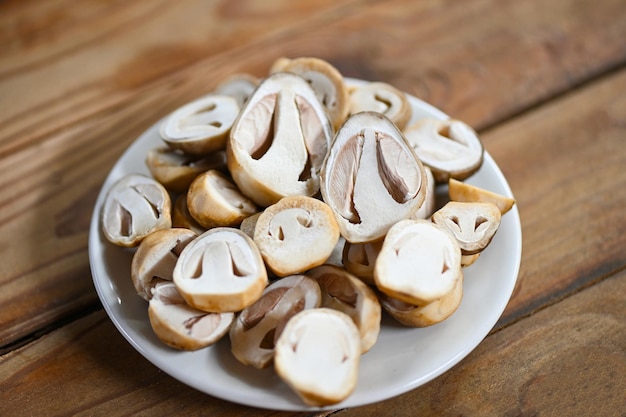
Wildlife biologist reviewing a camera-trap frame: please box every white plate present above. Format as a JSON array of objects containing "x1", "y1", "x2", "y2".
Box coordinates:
[{"x1": 89, "y1": 79, "x2": 522, "y2": 411}]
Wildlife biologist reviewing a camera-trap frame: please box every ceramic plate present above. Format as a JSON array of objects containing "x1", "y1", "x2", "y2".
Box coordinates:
[{"x1": 89, "y1": 79, "x2": 522, "y2": 411}]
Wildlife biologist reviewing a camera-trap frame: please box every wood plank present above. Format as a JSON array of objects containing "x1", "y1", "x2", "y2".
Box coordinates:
[
  {"x1": 2, "y1": 0, "x2": 626, "y2": 346},
  {"x1": 337, "y1": 267, "x2": 626, "y2": 416}
]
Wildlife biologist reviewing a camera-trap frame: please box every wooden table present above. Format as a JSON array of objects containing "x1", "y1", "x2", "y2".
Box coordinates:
[{"x1": 1, "y1": 0, "x2": 625, "y2": 415}]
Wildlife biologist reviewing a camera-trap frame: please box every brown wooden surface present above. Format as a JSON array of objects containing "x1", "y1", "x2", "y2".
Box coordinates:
[{"x1": 1, "y1": 0, "x2": 625, "y2": 415}]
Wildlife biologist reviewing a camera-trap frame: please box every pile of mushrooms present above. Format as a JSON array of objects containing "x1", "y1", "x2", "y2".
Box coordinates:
[{"x1": 100, "y1": 56, "x2": 516, "y2": 407}]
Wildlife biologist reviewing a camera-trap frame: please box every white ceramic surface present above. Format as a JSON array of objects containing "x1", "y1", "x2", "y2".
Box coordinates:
[{"x1": 89, "y1": 79, "x2": 522, "y2": 411}]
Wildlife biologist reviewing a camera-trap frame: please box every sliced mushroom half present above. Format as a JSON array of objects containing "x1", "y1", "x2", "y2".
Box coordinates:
[
  {"x1": 448, "y1": 178, "x2": 516, "y2": 215},
  {"x1": 348, "y1": 81, "x2": 412, "y2": 130},
  {"x1": 253, "y1": 196, "x2": 339, "y2": 277},
  {"x1": 229, "y1": 274, "x2": 321, "y2": 369},
  {"x1": 379, "y1": 275, "x2": 463, "y2": 327},
  {"x1": 173, "y1": 227, "x2": 268, "y2": 313},
  {"x1": 274, "y1": 308, "x2": 361, "y2": 407},
  {"x1": 131, "y1": 228, "x2": 197, "y2": 301},
  {"x1": 214, "y1": 73, "x2": 260, "y2": 108},
  {"x1": 172, "y1": 193, "x2": 206, "y2": 235},
  {"x1": 374, "y1": 219, "x2": 462, "y2": 306},
  {"x1": 145, "y1": 146, "x2": 227, "y2": 193},
  {"x1": 149, "y1": 282, "x2": 234, "y2": 350},
  {"x1": 306, "y1": 265, "x2": 381, "y2": 353},
  {"x1": 341, "y1": 239, "x2": 383, "y2": 286},
  {"x1": 186, "y1": 169, "x2": 258, "y2": 229},
  {"x1": 320, "y1": 111, "x2": 426, "y2": 243},
  {"x1": 160, "y1": 94, "x2": 240, "y2": 155},
  {"x1": 412, "y1": 166, "x2": 436, "y2": 219},
  {"x1": 272, "y1": 57, "x2": 350, "y2": 129},
  {"x1": 432, "y1": 201, "x2": 501, "y2": 255},
  {"x1": 227, "y1": 72, "x2": 333, "y2": 207},
  {"x1": 101, "y1": 173, "x2": 172, "y2": 247},
  {"x1": 403, "y1": 118, "x2": 484, "y2": 183}
]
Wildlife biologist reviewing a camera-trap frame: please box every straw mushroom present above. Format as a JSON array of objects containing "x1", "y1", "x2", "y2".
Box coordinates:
[
  {"x1": 101, "y1": 173, "x2": 171, "y2": 247},
  {"x1": 374, "y1": 219, "x2": 462, "y2": 306},
  {"x1": 320, "y1": 111, "x2": 427, "y2": 243},
  {"x1": 271, "y1": 57, "x2": 350, "y2": 129},
  {"x1": 432, "y1": 201, "x2": 502, "y2": 255},
  {"x1": 186, "y1": 169, "x2": 258, "y2": 229},
  {"x1": 160, "y1": 94, "x2": 240, "y2": 155},
  {"x1": 341, "y1": 240, "x2": 383, "y2": 286},
  {"x1": 229, "y1": 275, "x2": 321, "y2": 369},
  {"x1": 306, "y1": 265, "x2": 381, "y2": 353},
  {"x1": 253, "y1": 196, "x2": 339, "y2": 277},
  {"x1": 172, "y1": 193, "x2": 206, "y2": 235},
  {"x1": 130, "y1": 228, "x2": 197, "y2": 300},
  {"x1": 448, "y1": 178, "x2": 516, "y2": 215},
  {"x1": 145, "y1": 147, "x2": 227, "y2": 193},
  {"x1": 378, "y1": 276, "x2": 463, "y2": 327},
  {"x1": 403, "y1": 118, "x2": 484, "y2": 183},
  {"x1": 227, "y1": 72, "x2": 333, "y2": 207},
  {"x1": 348, "y1": 81, "x2": 412, "y2": 130},
  {"x1": 274, "y1": 308, "x2": 361, "y2": 407},
  {"x1": 214, "y1": 73, "x2": 260, "y2": 108},
  {"x1": 148, "y1": 282, "x2": 234, "y2": 350},
  {"x1": 173, "y1": 227, "x2": 268, "y2": 312}
]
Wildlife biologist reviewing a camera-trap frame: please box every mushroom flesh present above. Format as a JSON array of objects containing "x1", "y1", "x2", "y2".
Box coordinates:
[{"x1": 348, "y1": 81, "x2": 412, "y2": 130}]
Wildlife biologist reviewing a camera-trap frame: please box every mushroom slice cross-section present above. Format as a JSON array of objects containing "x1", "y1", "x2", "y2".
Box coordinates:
[
  {"x1": 448, "y1": 178, "x2": 516, "y2": 215},
  {"x1": 173, "y1": 227, "x2": 268, "y2": 313},
  {"x1": 306, "y1": 265, "x2": 381, "y2": 353},
  {"x1": 145, "y1": 146, "x2": 227, "y2": 193},
  {"x1": 101, "y1": 173, "x2": 172, "y2": 247},
  {"x1": 227, "y1": 72, "x2": 333, "y2": 207},
  {"x1": 341, "y1": 239, "x2": 383, "y2": 286},
  {"x1": 432, "y1": 201, "x2": 502, "y2": 255},
  {"x1": 214, "y1": 73, "x2": 260, "y2": 108},
  {"x1": 272, "y1": 57, "x2": 350, "y2": 130},
  {"x1": 186, "y1": 169, "x2": 258, "y2": 229},
  {"x1": 172, "y1": 193, "x2": 206, "y2": 235},
  {"x1": 253, "y1": 196, "x2": 340, "y2": 277},
  {"x1": 374, "y1": 219, "x2": 462, "y2": 306},
  {"x1": 321, "y1": 111, "x2": 426, "y2": 243},
  {"x1": 274, "y1": 308, "x2": 361, "y2": 407},
  {"x1": 229, "y1": 274, "x2": 321, "y2": 369},
  {"x1": 403, "y1": 118, "x2": 484, "y2": 183},
  {"x1": 348, "y1": 81, "x2": 412, "y2": 130},
  {"x1": 379, "y1": 274, "x2": 463, "y2": 327},
  {"x1": 131, "y1": 228, "x2": 197, "y2": 301},
  {"x1": 148, "y1": 282, "x2": 234, "y2": 350},
  {"x1": 160, "y1": 94, "x2": 240, "y2": 155}
]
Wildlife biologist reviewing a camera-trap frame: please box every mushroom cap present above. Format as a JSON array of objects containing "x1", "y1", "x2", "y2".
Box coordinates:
[
  {"x1": 274, "y1": 308, "x2": 361, "y2": 407},
  {"x1": 253, "y1": 195, "x2": 340, "y2": 277},
  {"x1": 379, "y1": 274, "x2": 463, "y2": 327},
  {"x1": 130, "y1": 228, "x2": 197, "y2": 301},
  {"x1": 432, "y1": 201, "x2": 502, "y2": 255},
  {"x1": 348, "y1": 81, "x2": 412, "y2": 130},
  {"x1": 306, "y1": 264, "x2": 381, "y2": 353},
  {"x1": 374, "y1": 219, "x2": 462, "y2": 306},
  {"x1": 403, "y1": 118, "x2": 484, "y2": 183},
  {"x1": 229, "y1": 274, "x2": 321, "y2": 369},
  {"x1": 160, "y1": 94, "x2": 240, "y2": 155},
  {"x1": 272, "y1": 56, "x2": 350, "y2": 129},
  {"x1": 173, "y1": 227, "x2": 268, "y2": 312},
  {"x1": 320, "y1": 111, "x2": 427, "y2": 243},
  {"x1": 186, "y1": 169, "x2": 258, "y2": 229},
  {"x1": 448, "y1": 178, "x2": 516, "y2": 215},
  {"x1": 101, "y1": 173, "x2": 172, "y2": 247},
  {"x1": 145, "y1": 146, "x2": 227, "y2": 193},
  {"x1": 148, "y1": 281, "x2": 234, "y2": 350},
  {"x1": 227, "y1": 72, "x2": 333, "y2": 207}
]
